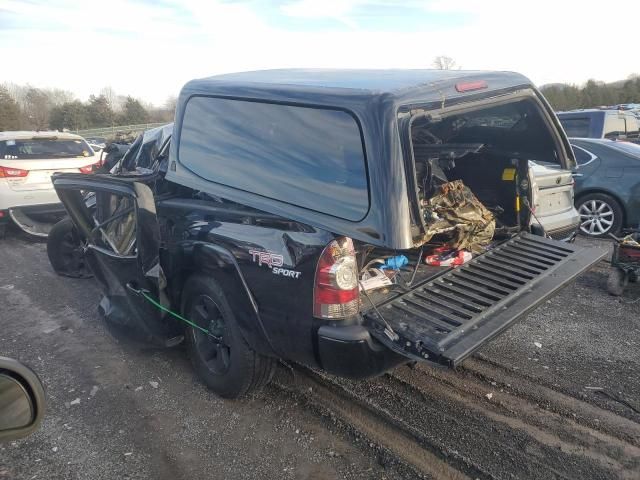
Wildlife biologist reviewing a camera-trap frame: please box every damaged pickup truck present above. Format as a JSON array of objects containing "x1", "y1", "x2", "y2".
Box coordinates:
[{"x1": 51, "y1": 70, "x2": 607, "y2": 398}]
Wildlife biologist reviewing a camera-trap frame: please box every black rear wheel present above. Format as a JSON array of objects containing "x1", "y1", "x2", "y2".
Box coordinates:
[
  {"x1": 182, "y1": 275, "x2": 276, "y2": 398},
  {"x1": 190, "y1": 294, "x2": 231, "y2": 376},
  {"x1": 46, "y1": 218, "x2": 93, "y2": 278}
]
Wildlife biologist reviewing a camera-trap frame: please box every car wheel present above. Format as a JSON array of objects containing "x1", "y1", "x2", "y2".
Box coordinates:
[
  {"x1": 577, "y1": 193, "x2": 623, "y2": 238},
  {"x1": 46, "y1": 218, "x2": 93, "y2": 278},
  {"x1": 0, "y1": 224, "x2": 5, "y2": 239},
  {"x1": 607, "y1": 268, "x2": 628, "y2": 296},
  {"x1": 182, "y1": 275, "x2": 276, "y2": 399}
]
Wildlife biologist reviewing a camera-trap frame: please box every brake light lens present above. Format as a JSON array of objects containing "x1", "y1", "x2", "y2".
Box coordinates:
[
  {"x1": 455, "y1": 80, "x2": 488, "y2": 93},
  {"x1": 313, "y1": 237, "x2": 360, "y2": 319},
  {"x1": 79, "y1": 164, "x2": 96, "y2": 174},
  {"x1": 0, "y1": 166, "x2": 29, "y2": 178}
]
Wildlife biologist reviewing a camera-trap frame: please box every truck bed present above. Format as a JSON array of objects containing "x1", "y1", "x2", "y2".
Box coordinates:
[
  {"x1": 359, "y1": 251, "x2": 449, "y2": 308},
  {"x1": 361, "y1": 233, "x2": 608, "y2": 367}
]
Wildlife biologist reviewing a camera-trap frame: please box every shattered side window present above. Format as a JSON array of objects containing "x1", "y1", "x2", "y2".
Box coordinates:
[{"x1": 91, "y1": 192, "x2": 137, "y2": 256}]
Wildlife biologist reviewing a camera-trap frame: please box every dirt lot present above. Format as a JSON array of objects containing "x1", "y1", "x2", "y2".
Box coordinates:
[{"x1": 1, "y1": 230, "x2": 639, "y2": 479}]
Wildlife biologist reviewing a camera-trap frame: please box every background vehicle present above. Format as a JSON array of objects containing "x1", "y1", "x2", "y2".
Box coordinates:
[
  {"x1": 557, "y1": 110, "x2": 640, "y2": 143},
  {"x1": 0, "y1": 131, "x2": 100, "y2": 238},
  {"x1": 98, "y1": 142, "x2": 131, "y2": 171},
  {"x1": 85, "y1": 137, "x2": 107, "y2": 149},
  {"x1": 52, "y1": 70, "x2": 606, "y2": 399},
  {"x1": 529, "y1": 162, "x2": 579, "y2": 241},
  {"x1": 0, "y1": 357, "x2": 45, "y2": 442},
  {"x1": 571, "y1": 138, "x2": 640, "y2": 237}
]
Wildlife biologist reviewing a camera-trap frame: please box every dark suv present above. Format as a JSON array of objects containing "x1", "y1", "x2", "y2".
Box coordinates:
[
  {"x1": 557, "y1": 109, "x2": 640, "y2": 143},
  {"x1": 51, "y1": 70, "x2": 605, "y2": 398}
]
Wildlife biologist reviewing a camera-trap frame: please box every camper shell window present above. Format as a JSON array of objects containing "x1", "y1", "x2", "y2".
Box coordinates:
[{"x1": 178, "y1": 97, "x2": 369, "y2": 221}]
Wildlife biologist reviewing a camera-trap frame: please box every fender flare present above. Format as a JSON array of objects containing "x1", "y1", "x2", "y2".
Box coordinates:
[{"x1": 187, "y1": 242, "x2": 278, "y2": 358}]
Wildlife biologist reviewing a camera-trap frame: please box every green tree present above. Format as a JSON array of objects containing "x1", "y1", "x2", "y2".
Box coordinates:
[
  {"x1": 0, "y1": 85, "x2": 21, "y2": 131},
  {"x1": 119, "y1": 96, "x2": 148, "y2": 125},
  {"x1": 541, "y1": 76, "x2": 640, "y2": 111},
  {"x1": 49, "y1": 101, "x2": 89, "y2": 131},
  {"x1": 86, "y1": 94, "x2": 113, "y2": 128}
]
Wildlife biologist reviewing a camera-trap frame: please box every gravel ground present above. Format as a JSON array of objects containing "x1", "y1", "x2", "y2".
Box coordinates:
[
  {"x1": 480, "y1": 236, "x2": 640, "y2": 419},
  {"x1": 0, "y1": 232, "x2": 396, "y2": 480},
  {"x1": 1, "y1": 230, "x2": 639, "y2": 479}
]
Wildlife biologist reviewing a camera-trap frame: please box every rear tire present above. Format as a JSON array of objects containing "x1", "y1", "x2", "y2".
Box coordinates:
[
  {"x1": 0, "y1": 224, "x2": 5, "y2": 239},
  {"x1": 577, "y1": 193, "x2": 623, "y2": 238},
  {"x1": 607, "y1": 268, "x2": 628, "y2": 296},
  {"x1": 46, "y1": 217, "x2": 93, "y2": 278},
  {"x1": 182, "y1": 275, "x2": 276, "y2": 399}
]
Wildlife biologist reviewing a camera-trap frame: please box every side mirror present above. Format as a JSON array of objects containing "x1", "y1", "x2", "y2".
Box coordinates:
[{"x1": 0, "y1": 357, "x2": 45, "y2": 442}]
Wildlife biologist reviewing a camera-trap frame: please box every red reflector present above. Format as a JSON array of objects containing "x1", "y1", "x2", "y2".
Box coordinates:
[
  {"x1": 0, "y1": 166, "x2": 29, "y2": 178},
  {"x1": 0, "y1": 211, "x2": 4, "y2": 218},
  {"x1": 455, "y1": 80, "x2": 488, "y2": 93}
]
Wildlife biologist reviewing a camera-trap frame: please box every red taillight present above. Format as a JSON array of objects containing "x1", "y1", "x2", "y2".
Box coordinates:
[
  {"x1": 79, "y1": 164, "x2": 96, "y2": 174},
  {"x1": 0, "y1": 166, "x2": 29, "y2": 178},
  {"x1": 313, "y1": 237, "x2": 360, "y2": 319},
  {"x1": 455, "y1": 80, "x2": 488, "y2": 93}
]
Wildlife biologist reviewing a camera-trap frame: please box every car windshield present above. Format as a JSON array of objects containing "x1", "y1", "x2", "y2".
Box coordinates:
[
  {"x1": 559, "y1": 117, "x2": 591, "y2": 137},
  {"x1": 0, "y1": 138, "x2": 93, "y2": 159}
]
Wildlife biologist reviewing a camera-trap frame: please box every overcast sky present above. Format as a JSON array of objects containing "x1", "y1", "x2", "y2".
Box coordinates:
[{"x1": 1, "y1": 0, "x2": 638, "y2": 106}]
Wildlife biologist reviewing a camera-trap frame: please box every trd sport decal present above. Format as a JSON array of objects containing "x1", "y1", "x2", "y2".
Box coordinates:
[
  {"x1": 249, "y1": 250, "x2": 302, "y2": 279},
  {"x1": 249, "y1": 250, "x2": 283, "y2": 268}
]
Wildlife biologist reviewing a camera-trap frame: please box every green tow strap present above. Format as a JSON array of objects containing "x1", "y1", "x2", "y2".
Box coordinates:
[{"x1": 139, "y1": 290, "x2": 218, "y2": 339}]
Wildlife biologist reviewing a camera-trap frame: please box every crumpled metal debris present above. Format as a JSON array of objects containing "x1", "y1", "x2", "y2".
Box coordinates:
[
  {"x1": 422, "y1": 180, "x2": 495, "y2": 254},
  {"x1": 620, "y1": 234, "x2": 640, "y2": 247}
]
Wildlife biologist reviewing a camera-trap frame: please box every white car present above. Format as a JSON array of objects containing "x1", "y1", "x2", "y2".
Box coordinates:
[{"x1": 0, "y1": 131, "x2": 100, "y2": 237}]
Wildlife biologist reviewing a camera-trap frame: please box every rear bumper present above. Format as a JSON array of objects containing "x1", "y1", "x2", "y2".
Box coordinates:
[
  {"x1": 532, "y1": 222, "x2": 579, "y2": 242},
  {"x1": 0, "y1": 182, "x2": 62, "y2": 211},
  {"x1": 1, "y1": 203, "x2": 66, "y2": 224},
  {"x1": 531, "y1": 208, "x2": 580, "y2": 242},
  {"x1": 11, "y1": 203, "x2": 66, "y2": 215},
  {"x1": 316, "y1": 324, "x2": 407, "y2": 378},
  {"x1": 3, "y1": 203, "x2": 67, "y2": 237}
]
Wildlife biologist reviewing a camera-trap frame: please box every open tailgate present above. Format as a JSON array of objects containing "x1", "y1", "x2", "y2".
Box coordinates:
[{"x1": 364, "y1": 233, "x2": 607, "y2": 367}]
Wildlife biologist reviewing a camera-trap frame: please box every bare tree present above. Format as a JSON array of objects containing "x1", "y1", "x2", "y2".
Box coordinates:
[
  {"x1": 47, "y1": 88, "x2": 75, "y2": 106},
  {"x1": 100, "y1": 86, "x2": 119, "y2": 127},
  {"x1": 164, "y1": 95, "x2": 177, "y2": 113},
  {"x1": 23, "y1": 88, "x2": 51, "y2": 130},
  {"x1": 432, "y1": 56, "x2": 458, "y2": 70}
]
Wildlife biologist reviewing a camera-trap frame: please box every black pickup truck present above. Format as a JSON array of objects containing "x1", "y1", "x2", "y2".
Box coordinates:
[{"x1": 51, "y1": 69, "x2": 606, "y2": 398}]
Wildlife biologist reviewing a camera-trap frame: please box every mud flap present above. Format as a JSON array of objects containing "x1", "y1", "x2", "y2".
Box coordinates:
[{"x1": 364, "y1": 233, "x2": 607, "y2": 367}]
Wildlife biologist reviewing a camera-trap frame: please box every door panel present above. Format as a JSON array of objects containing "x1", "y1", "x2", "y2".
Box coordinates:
[{"x1": 53, "y1": 173, "x2": 181, "y2": 346}]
